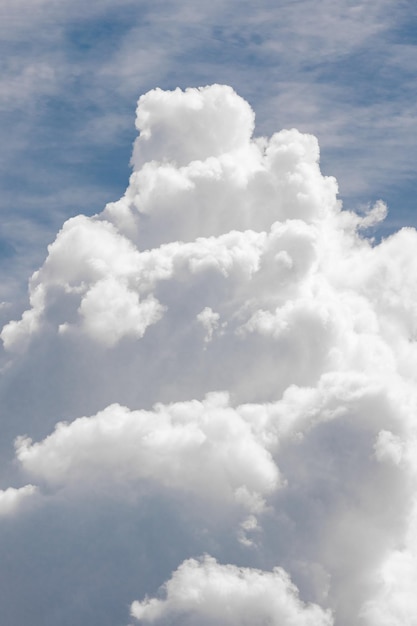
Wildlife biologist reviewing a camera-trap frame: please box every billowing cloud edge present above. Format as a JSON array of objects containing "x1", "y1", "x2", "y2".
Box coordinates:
[{"x1": 130, "y1": 555, "x2": 334, "y2": 626}]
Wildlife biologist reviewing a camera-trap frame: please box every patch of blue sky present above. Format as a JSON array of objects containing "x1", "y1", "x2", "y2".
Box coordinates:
[
  {"x1": 64, "y1": 8, "x2": 139, "y2": 61},
  {"x1": 376, "y1": 177, "x2": 417, "y2": 233},
  {"x1": 314, "y1": 43, "x2": 414, "y2": 101},
  {"x1": 388, "y1": 3, "x2": 417, "y2": 45},
  {"x1": 0, "y1": 238, "x2": 16, "y2": 263}
]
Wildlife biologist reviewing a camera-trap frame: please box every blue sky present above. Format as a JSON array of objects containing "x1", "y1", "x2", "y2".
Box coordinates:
[{"x1": 1, "y1": 0, "x2": 416, "y2": 305}]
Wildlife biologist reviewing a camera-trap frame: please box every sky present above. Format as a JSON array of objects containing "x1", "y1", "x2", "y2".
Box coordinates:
[{"x1": 1, "y1": 2, "x2": 417, "y2": 625}]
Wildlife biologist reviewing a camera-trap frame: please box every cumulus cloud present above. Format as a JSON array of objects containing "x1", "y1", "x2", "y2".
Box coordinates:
[
  {"x1": 197, "y1": 306, "x2": 221, "y2": 343},
  {"x1": 16, "y1": 392, "x2": 280, "y2": 513},
  {"x1": 131, "y1": 84, "x2": 256, "y2": 169},
  {"x1": 0, "y1": 484, "x2": 38, "y2": 516},
  {"x1": 1, "y1": 84, "x2": 417, "y2": 625},
  {"x1": 131, "y1": 555, "x2": 333, "y2": 626}
]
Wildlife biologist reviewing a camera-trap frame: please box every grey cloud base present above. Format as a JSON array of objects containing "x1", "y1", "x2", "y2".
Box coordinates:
[{"x1": 1, "y1": 85, "x2": 417, "y2": 625}]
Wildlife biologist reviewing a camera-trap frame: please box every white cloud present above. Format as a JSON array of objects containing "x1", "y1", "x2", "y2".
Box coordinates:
[
  {"x1": 1, "y1": 84, "x2": 417, "y2": 625},
  {"x1": 0, "y1": 484, "x2": 38, "y2": 516},
  {"x1": 16, "y1": 393, "x2": 280, "y2": 513},
  {"x1": 1, "y1": 86, "x2": 340, "y2": 353},
  {"x1": 374, "y1": 429, "x2": 404, "y2": 466},
  {"x1": 78, "y1": 277, "x2": 164, "y2": 347},
  {"x1": 131, "y1": 85, "x2": 255, "y2": 168},
  {"x1": 197, "y1": 306, "x2": 221, "y2": 343},
  {"x1": 1, "y1": 215, "x2": 165, "y2": 350},
  {"x1": 360, "y1": 548, "x2": 417, "y2": 626},
  {"x1": 131, "y1": 555, "x2": 333, "y2": 626}
]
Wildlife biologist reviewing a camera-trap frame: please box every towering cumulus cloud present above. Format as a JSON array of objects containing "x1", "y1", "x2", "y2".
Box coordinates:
[{"x1": 1, "y1": 85, "x2": 417, "y2": 626}]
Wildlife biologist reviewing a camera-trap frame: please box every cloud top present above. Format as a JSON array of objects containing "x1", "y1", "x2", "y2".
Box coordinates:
[{"x1": 132, "y1": 85, "x2": 255, "y2": 168}]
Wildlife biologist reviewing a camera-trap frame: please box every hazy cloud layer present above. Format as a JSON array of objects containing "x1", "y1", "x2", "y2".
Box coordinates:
[{"x1": 1, "y1": 85, "x2": 417, "y2": 625}]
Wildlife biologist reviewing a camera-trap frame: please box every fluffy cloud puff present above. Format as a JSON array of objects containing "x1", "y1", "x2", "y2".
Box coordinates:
[
  {"x1": 131, "y1": 85, "x2": 256, "y2": 168},
  {"x1": 16, "y1": 392, "x2": 279, "y2": 513},
  {"x1": 0, "y1": 485, "x2": 37, "y2": 516},
  {"x1": 131, "y1": 555, "x2": 333, "y2": 626},
  {"x1": 2, "y1": 85, "x2": 417, "y2": 625}
]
